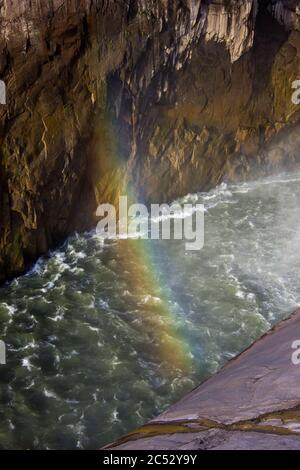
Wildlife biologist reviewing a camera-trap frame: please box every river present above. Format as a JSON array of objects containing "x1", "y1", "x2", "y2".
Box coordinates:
[{"x1": 0, "y1": 173, "x2": 299, "y2": 449}]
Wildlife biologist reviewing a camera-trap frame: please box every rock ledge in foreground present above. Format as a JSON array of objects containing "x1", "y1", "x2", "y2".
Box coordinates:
[{"x1": 106, "y1": 309, "x2": 300, "y2": 450}]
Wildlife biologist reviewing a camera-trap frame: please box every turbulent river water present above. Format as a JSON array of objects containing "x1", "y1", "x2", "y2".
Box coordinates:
[{"x1": 1, "y1": 173, "x2": 300, "y2": 449}]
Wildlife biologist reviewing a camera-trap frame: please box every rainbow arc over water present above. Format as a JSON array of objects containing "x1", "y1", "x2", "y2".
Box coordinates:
[{"x1": 92, "y1": 116, "x2": 194, "y2": 377}]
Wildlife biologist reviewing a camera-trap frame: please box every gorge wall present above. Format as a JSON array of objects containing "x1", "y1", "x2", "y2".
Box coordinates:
[{"x1": 0, "y1": 0, "x2": 300, "y2": 281}]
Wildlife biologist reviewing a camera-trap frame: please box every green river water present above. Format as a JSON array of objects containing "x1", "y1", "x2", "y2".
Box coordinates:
[{"x1": 0, "y1": 173, "x2": 299, "y2": 449}]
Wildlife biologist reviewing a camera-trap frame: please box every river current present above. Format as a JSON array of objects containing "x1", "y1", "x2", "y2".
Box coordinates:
[{"x1": 0, "y1": 173, "x2": 300, "y2": 449}]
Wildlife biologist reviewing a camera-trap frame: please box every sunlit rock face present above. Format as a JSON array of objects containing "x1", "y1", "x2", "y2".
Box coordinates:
[
  {"x1": 0, "y1": 0, "x2": 300, "y2": 281},
  {"x1": 204, "y1": 0, "x2": 258, "y2": 62}
]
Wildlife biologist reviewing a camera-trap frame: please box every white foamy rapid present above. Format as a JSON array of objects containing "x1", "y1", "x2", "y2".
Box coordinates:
[{"x1": 0, "y1": 172, "x2": 300, "y2": 449}]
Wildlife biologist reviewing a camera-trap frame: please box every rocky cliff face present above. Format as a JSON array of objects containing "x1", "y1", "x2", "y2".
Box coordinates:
[{"x1": 0, "y1": 0, "x2": 300, "y2": 281}]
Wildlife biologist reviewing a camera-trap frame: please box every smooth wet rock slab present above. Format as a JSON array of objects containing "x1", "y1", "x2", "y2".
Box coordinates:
[{"x1": 107, "y1": 309, "x2": 300, "y2": 450}]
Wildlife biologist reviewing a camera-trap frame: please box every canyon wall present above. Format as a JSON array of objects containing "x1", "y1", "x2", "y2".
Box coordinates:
[{"x1": 0, "y1": 0, "x2": 300, "y2": 280}]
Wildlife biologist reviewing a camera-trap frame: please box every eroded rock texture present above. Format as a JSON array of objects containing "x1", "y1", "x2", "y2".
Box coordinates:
[{"x1": 0, "y1": 0, "x2": 300, "y2": 280}]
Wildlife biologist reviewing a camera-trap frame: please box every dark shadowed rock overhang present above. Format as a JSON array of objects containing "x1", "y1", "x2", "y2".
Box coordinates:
[{"x1": 105, "y1": 308, "x2": 300, "y2": 450}]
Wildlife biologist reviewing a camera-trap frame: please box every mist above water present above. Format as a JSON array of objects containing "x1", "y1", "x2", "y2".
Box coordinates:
[{"x1": 0, "y1": 173, "x2": 299, "y2": 449}]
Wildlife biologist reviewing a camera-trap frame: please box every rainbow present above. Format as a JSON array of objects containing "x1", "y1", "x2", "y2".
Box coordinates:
[{"x1": 92, "y1": 116, "x2": 194, "y2": 377}]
